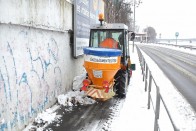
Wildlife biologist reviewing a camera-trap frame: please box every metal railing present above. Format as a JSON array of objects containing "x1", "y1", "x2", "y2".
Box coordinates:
[
  {"x1": 136, "y1": 45, "x2": 179, "y2": 131},
  {"x1": 157, "y1": 42, "x2": 196, "y2": 50}
]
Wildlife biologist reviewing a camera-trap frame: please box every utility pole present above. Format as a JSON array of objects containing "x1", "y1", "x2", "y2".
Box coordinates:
[
  {"x1": 132, "y1": 0, "x2": 136, "y2": 53},
  {"x1": 146, "y1": 26, "x2": 148, "y2": 44}
]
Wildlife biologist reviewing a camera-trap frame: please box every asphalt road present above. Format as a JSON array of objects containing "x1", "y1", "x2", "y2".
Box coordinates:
[
  {"x1": 44, "y1": 97, "x2": 124, "y2": 131},
  {"x1": 138, "y1": 44, "x2": 196, "y2": 111}
]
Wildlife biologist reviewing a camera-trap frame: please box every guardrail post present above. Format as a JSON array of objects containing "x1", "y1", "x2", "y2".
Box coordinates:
[
  {"x1": 148, "y1": 72, "x2": 152, "y2": 109},
  {"x1": 145, "y1": 66, "x2": 148, "y2": 92},
  {"x1": 145, "y1": 79, "x2": 148, "y2": 92},
  {"x1": 154, "y1": 87, "x2": 161, "y2": 131},
  {"x1": 146, "y1": 65, "x2": 148, "y2": 79},
  {"x1": 143, "y1": 60, "x2": 146, "y2": 71},
  {"x1": 143, "y1": 61, "x2": 145, "y2": 82},
  {"x1": 141, "y1": 57, "x2": 144, "y2": 72}
]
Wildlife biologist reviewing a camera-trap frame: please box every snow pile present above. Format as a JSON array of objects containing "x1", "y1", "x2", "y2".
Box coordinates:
[
  {"x1": 34, "y1": 109, "x2": 58, "y2": 125},
  {"x1": 72, "y1": 73, "x2": 86, "y2": 91},
  {"x1": 23, "y1": 105, "x2": 61, "y2": 131},
  {"x1": 58, "y1": 91, "x2": 96, "y2": 106},
  {"x1": 58, "y1": 73, "x2": 96, "y2": 106}
]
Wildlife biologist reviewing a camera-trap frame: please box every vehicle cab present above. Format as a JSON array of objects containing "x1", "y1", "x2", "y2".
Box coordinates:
[{"x1": 89, "y1": 23, "x2": 130, "y2": 66}]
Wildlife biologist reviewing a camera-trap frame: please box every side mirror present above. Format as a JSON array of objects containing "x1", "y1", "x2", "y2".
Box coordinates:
[
  {"x1": 125, "y1": 30, "x2": 128, "y2": 35},
  {"x1": 130, "y1": 64, "x2": 136, "y2": 71},
  {"x1": 130, "y1": 32, "x2": 135, "y2": 41}
]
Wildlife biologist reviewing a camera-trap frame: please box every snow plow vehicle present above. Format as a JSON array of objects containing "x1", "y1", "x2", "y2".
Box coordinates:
[{"x1": 81, "y1": 14, "x2": 135, "y2": 100}]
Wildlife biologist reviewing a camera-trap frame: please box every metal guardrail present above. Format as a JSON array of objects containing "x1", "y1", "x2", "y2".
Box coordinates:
[
  {"x1": 136, "y1": 45, "x2": 179, "y2": 131},
  {"x1": 157, "y1": 42, "x2": 196, "y2": 50}
]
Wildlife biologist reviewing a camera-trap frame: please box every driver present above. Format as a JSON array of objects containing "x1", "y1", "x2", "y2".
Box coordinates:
[{"x1": 99, "y1": 38, "x2": 119, "y2": 49}]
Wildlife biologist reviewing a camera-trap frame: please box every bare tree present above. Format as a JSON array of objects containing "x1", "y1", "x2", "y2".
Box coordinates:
[
  {"x1": 104, "y1": 0, "x2": 116, "y2": 23},
  {"x1": 144, "y1": 26, "x2": 157, "y2": 42},
  {"x1": 104, "y1": 0, "x2": 142, "y2": 30},
  {"x1": 115, "y1": 1, "x2": 133, "y2": 28}
]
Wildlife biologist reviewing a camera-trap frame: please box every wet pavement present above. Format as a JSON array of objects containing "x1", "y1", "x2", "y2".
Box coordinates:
[{"x1": 44, "y1": 97, "x2": 125, "y2": 131}]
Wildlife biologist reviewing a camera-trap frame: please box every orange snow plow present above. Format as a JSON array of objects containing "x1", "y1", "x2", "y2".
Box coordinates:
[
  {"x1": 82, "y1": 48, "x2": 121, "y2": 100},
  {"x1": 80, "y1": 14, "x2": 135, "y2": 100}
]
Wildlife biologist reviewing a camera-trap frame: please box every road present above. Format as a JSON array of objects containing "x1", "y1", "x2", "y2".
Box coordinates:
[
  {"x1": 44, "y1": 97, "x2": 124, "y2": 131},
  {"x1": 138, "y1": 44, "x2": 196, "y2": 111}
]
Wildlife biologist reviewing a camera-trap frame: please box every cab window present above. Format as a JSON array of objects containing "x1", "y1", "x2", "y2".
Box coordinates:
[{"x1": 90, "y1": 29, "x2": 123, "y2": 49}]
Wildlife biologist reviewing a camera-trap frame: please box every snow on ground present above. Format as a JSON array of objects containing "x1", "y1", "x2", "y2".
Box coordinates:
[
  {"x1": 159, "y1": 41, "x2": 196, "y2": 47},
  {"x1": 24, "y1": 42, "x2": 196, "y2": 131},
  {"x1": 111, "y1": 42, "x2": 196, "y2": 131},
  {"x1": 136, "y1": 43, "x2": 196, "y2": 130},
  {"x1": 23, "y1": 78, "x2": 96, "y2": 131},
  {"x1": 23, "y1": 105, "x2": 60, "y2": 131},
  {"x1": 111, "y1": 47, "x2": 154, "y2": 131},
  {"x1": 154, "y1": 42, "x2": 196, "y2": 55}
]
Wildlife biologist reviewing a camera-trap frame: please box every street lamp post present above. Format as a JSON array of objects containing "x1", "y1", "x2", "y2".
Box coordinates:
[
  {"x1": 132, "y1": 0, "x2": 142, "y2": 52},
  {"x1": 175, "y1": 32, "x2": 179, "y2": 45},
  {"x1": 132, "y1": 0, "x2": 136, "y2": 53}
]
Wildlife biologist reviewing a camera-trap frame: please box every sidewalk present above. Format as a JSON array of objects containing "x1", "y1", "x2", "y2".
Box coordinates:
[{"x1": 110, "y1": 44, "x2": 154, "y2": 131}]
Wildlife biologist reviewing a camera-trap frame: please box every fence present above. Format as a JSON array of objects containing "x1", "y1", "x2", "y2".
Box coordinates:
[
  {"x1": 157, "y1": 43, "x2": 196, "y2": 50},
  {"x1": 136, "y1": 45, "x2": 179, "y2": 131}
]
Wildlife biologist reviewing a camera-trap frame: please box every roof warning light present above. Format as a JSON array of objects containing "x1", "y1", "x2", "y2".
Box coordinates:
[{"x1": 98, "y1": 13, "x2": 104, "y2": 26}]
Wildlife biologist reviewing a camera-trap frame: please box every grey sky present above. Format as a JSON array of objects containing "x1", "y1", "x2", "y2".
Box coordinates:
[{"x1": 135, "y1": 0, "x2": 196, "y2": 39}]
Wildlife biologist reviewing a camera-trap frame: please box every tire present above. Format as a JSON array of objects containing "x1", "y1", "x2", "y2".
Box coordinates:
[{"x1": 114, "y1": 69, "x2": 128, "y2": 98}]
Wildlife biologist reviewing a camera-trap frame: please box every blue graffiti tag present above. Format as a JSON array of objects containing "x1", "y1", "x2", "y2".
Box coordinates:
[
  {"x1": 2, "y1": 56, "x2": 11, "y2": 102},
  {"x1": 47, "y1": 38, "x2": 59, "y2": 64},
  {"x1": 19, "y1": 73, "x2": 28, "y2": 86},
  {"x1": 0, "y1": 69, "x2": 7, "y2": 103},
  {"x1": 7, "y1": 42, "x2": 18, "y2": 84}
]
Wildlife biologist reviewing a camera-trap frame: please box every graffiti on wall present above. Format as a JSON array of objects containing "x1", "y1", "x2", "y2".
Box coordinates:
[{"x1": 0, "y1": 27, "x2": 63, "y2": 130}]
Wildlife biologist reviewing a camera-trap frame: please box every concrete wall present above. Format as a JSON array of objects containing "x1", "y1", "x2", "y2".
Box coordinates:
[{"x1": 0, "y1": 0, "x2": 84, "y2": 130}]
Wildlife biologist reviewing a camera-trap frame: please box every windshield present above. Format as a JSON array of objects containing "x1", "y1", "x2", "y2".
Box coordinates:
[{"x1": 90, "y1": 30, "x2": 124, "y2": 49}]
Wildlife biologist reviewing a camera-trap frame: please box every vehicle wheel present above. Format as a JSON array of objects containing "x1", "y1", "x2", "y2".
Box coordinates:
[{"x1": 114, "y1": 69, "x2": 128, "y2": 98}]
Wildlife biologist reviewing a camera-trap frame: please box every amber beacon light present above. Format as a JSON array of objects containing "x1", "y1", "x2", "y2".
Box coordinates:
[{"x1": 98, "y1": 13, "x2": 104, "y2": 26}]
